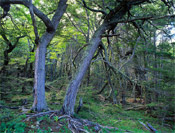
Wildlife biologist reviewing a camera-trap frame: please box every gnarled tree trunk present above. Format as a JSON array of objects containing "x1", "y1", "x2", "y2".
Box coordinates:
[
  {"x1": 62, "y1": 23, "x2": 108, "y2": 115},
  {"x1": 62, "y1": 0, "x2": 148, "y2": 115}
]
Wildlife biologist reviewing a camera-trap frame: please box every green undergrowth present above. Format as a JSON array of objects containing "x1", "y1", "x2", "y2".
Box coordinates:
[{"x1": 0, "y1": 85, "x2": 174, "y2": 132}]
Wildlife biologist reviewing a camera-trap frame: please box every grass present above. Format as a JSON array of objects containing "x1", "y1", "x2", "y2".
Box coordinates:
[{"x1": 0, "y1": 85, "x2": 174, "y2": 132}]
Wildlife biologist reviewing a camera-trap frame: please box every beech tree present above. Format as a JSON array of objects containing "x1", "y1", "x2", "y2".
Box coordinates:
[
  {"x1": 0, "y1": 0, "x2": 68, "y2": 111},
  {"x1": 62, "y1": 0, "x2": 175, "y2": 115}
]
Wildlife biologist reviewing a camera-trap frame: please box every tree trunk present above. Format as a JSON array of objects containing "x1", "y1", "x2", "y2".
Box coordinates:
[
  {"x1": 31, "y1": 32, "x2": 58, "y2": 111},
  {"x1": 32, "y1": 36, "x2": 49, "y2": 111},
  {"x1": 31, "y1": 0, "x2": 68, "y2": 111},
  {"x1": 32, "y1": 33, "x2": 62, "y2": 111},
  {"x1": 62, "y1": 23, "x2": 108, "y2": 115},
  {"x1": 1, "y1": 50, "x2": 9, "y2": 74},
  {"x1": 62, "y1": 0, "x2": 147, "y2": 115}
]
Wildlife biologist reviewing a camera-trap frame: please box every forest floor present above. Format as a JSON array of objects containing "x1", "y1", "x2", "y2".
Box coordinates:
[{"x1": 0, "y1": 86, "x2": 174, "y2": 133}]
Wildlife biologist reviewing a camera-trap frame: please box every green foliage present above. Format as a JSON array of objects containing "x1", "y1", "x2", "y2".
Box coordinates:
[
  {"x1": 54, "y1": 116, "x2": 59, "y2": 122},
  {"x1": 0, "y1": 0, "x2": 175, "y2": 132},
  {"x1": 0, "y1": 113, "x2": 26, "y2": 133}
]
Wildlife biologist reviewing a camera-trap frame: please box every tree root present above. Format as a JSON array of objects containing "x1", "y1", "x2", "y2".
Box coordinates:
[
  {"x1": 23, "y1": 112, "x2": 131, "y2": 132},
  {"x1": 23, "y1": 110, "x2": 60, "y2": 121}
]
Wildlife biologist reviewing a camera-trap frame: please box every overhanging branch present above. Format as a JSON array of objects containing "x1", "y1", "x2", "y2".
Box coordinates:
[
  {"x1": 82, "y1": 0, "x2": 107, "y2": 15},
  {"x1": 29, "y1": 0, "x2": 39, "y2": 45},
  {"x1": 101, "y1": 34, "x2": 120, "y2": 38},
  {"x1": 0, "y1": 0, "x2": 55, "y2": 32},
  {"x1": 110, "y1": 14, "x2": 175, "y2": 24}
]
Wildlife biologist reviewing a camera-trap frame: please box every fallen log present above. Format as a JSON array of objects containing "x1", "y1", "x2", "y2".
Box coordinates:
[
  {"x1": 125, "y1": 105, "x2": 146, "y2": 111},
  {"x1": 147, "y1": 122, "x2": 157, "y2": 132},
  {"x1": 0, "y1": 105, "x2": 19, "y2": 109}
]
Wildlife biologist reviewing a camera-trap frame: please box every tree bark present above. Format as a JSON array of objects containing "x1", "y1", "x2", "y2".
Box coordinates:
[
  {"x1": 61, "y1": 0, "x2": 142, "y2": 115},
  {"x1": 32, "y1": 37, "x2": 48, "y2": 111},
  {"x1": 0, "y1": 0, "x2": 68, "y2": 111},
  {"x1": 31, "y1": 0, "x2": 68, "y2": 111},
  {"x1": 62, "y1": 23, "x2": 108, "y2": 115}
]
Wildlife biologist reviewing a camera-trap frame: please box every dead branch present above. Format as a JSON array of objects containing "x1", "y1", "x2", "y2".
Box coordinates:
[
  {"x1": 138, "y1": 121, "x2": 151, "y2": 131},
  {"x1": 96, "y1": 81, "x2": 108, "y2": 94},
  {"x1": 23, "y1": 110, "x2": 60, "y2": 121},
  {"x1": 125, "y1": 105, "x2": 146, "y2": 111},
  {"x1": 147, "y1": 122, "x2": 157, "y2": 132},
  {"x1": 0, "y1": 105, "x2": 19, "y2": 109}
]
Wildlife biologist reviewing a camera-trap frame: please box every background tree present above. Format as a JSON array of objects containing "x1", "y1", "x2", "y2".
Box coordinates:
[
  {"x1": 62, "y1": 0, "x2": 175, "y2": 115},
  {"x1": 0, "y1": 0, "x2": 68, "y2": 111}
]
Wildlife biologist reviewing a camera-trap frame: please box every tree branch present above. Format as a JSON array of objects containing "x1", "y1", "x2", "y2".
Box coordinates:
[
  {"x1": 101, "y1": 34, "x2": 120, "y2": 38},
  {"x1": 110, "y1": 14, "x2": 175, "y2": 24},
  {"x1": 0, "y1": 0, "x2": 55, "y2": 32},
  {"x1": 1, "y1": 33, "x2": 12, "y2": 48},
  {"x1": 119, "y1": 37, "x2": 140, "y2": 71},
  {"x1": 51, "y1": 0, "x2": 68, "y2": 29},
  {"x1": 66, "y1": 12, "x2": 87, "y2": 38},
  {"x1": 82, "y1": 0, "x2": 107, "y2": 15},
  {"x1": 29, "y1": 0, "x2": 39, "y2": 45},
  {"x1": 13, "y1": 35, "x2": 26, "y2": 48},
  {"x1": 73, "y1": 44, "x2": 89, "y2": 68}
]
